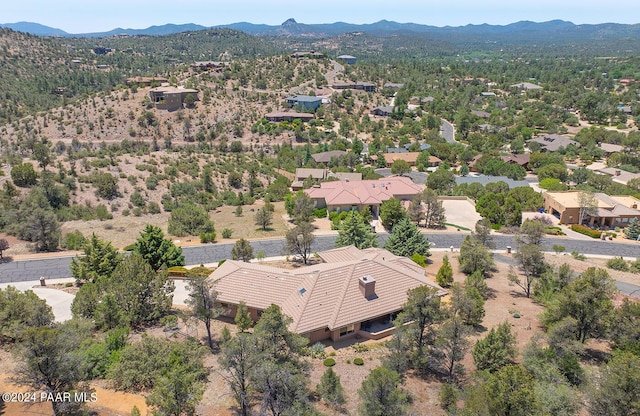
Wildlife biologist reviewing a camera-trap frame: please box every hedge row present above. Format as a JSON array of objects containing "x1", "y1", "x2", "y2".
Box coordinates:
[{"x1": 570, "y1": 224, "x2": 602, "y2": 239}]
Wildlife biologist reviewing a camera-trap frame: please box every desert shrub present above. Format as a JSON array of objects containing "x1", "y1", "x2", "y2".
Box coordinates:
[
  {"x1": 308, "y1": 342, "x2": 326, "y2": 359},
  {"x1": 606, "y1": 257, "x2": 629, "y2": 271},
  {"x1": 167, "y1": 266, "x2": 188, "y2": 277},
  {"x1": 130, "y1": 191, "x2": 146, "y2": 208},
  {"x1": 353, "y1": 358, "x2": 364, "y2": 365},
  {"x1": 11, "y1": 163, "x2": 37, "y2": 187},
  {"x1": 571, "y1": 250, "x2": 586, "y2": 260},
  {"x1": 353, "y1": 343, "x2": 370, "y2": 353},
  {"x1": 96, "y1": 204, "x2": 113, "y2": 220},
  {"x1": 570, "y1": 224, "x2": 601, "y2": 238},
  {"x1": 61, "y1": 230, "x2": 87, "y2": 250},
  {"x1": 221, "y1": 228, "x2": 233, "y2": 238},
  {"x1": 200, "y1": 232, "x2": 217, "y2": 243},
  {"x1": 168, "y1": 204, "x2": 214, "y2": 237},
  {"x1": 147, "y1": 202, "x2": 161, "y2": 214},
  {"x1": 323, "y1": 358, "x2": 336, "y2": 367}
]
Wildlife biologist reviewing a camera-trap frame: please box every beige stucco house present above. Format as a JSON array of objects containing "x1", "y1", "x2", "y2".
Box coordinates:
[
  {"x1": 304, "y1": 176, "x2": 422, "y2": 219},
  {"x1": 209, "y1": 246, "x2": 445, "y2": 343},
  {"x1": 544, "y1": 191, "x2": 640, "y2": 228}
]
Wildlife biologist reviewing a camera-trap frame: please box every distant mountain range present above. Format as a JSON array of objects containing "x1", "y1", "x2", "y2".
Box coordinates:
[{"x1": 2, "y1": 18, "x2": 640, "y2": 41}]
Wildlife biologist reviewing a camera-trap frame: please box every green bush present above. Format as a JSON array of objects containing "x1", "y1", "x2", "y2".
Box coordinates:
[
  {"x1": 411, "y1": 253, "x2": 427, "y2": 267},
  {"x1": 606, "y1": 257, "x2": 629, "y2": 271},
  {"x1": 546, "y1": 226, "x2": 565, "y2": 236},
  {"x1": 313, "y1": 208, "x2": 327, "y2": 218},
  {"x1": 353, "y1": 358, "x2": 364, "y2": 365},
  {"x1": 323, "y1": 358, "x2": 336, "y2": 367},
  {"x1": 200, "y1": 232, "x2": 217, "y2": 243},
  {"x1": 61, "y1": 230, "x2": 87, "y2": 250},
  {"x1": 221, "y1": 228, "x2": 233, "y2": 238},
  {"x1": 167, "y1": 266, "x2": 188, "y2": 277},
  {"x1": 570, "y1": 224, "x2": 601, "y2": 238},
  {"x1": 571, "y1": 250, "x2": 586, "y2": 261},
  {"x1": 308, "y1": 342, "x2": 326, "y2": 359},
  {"x1": 123, "y1": 244, "x2": 136, "y2": 252}
]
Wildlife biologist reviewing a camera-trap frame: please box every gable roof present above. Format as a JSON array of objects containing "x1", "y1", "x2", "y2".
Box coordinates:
[
  {"x1": 529, "y1": 134, "x2": 579, "y2": 152},
  {"x1": 295, "y1": 168, "x2": 326, "y2": 180},
  {"x1": 305, "y1": 176, "x2": 422, "y2": 207},
  {"x1": 511, "y1": 82, "x2": 543, "y2": 90},
  {"x1": 311, "y1": 150, "x2": 347, "y2": 163},
  {"x1": 209, "y1": 246, "x2": 445, "y2": 334}
]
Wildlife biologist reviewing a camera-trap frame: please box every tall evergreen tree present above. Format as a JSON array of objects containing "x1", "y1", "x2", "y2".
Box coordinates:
[
  {"x1": 335, "y1": 211, "x2": 378, "y2": 249},
  {"x1": 385, "y1": 218, "x2": 431, "y2": 258},
  {"x1": 472, "y1": 322, "x2": 517, "y2": 372},
  {"x1": 133, "y1": 224, "x2": 184, "y2": 271},
  {"x1": 70, "y1": 233, "x2": 123, "y2": 284}
]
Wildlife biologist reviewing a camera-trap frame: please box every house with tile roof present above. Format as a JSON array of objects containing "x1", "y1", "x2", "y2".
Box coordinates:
[
  {"x1": 544, "y1": 191, "x2": 640, "y2": 228},
  {"x1": 209, "y1": 246, "x2": 445, "y2": 343},
  {"x1": 528, "y1": 134, "x2": 580, "y2": 152},
  {"x1": 595, "y1": 167, "x2": 640, "y2": 186},
  {"x1": 311, "y1": 150, "x2": 348, "y2": 164},
  {"x1": 305, "y1": 176, "x2": 422, "y2": 219}
]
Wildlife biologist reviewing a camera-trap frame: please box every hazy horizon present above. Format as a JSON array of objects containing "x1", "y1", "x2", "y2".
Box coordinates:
[{"x1": 4, "y1": 0, "x2": 639, "y2": 34}]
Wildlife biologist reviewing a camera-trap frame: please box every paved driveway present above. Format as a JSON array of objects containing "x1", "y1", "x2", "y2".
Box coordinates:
[{"x1": 440, "y1": 199, "x2": 482, "y2": 230}]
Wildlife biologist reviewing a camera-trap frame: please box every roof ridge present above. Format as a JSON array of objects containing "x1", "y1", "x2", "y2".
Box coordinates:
[
  {"x1": 284, "y1": 272, "x2": 320, "y2": 332},
  {"x1": 328, "y1": 263, "x2": 356, "y2": 330}
]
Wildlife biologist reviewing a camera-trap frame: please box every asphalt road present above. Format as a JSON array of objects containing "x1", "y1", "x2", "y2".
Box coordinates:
[
  {"x1": 440, "y1": 118, "x2": 457, "y2": 144},
  {"x1": 2, "y1": 233, "x2": 640, "y2": 288}
]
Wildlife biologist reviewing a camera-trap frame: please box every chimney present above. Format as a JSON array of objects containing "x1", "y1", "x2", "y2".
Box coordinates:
[
  {"x1": 632, "y1": 203, "x2": 638, "y2": 209},
  {"x1": 615, "y1": 170, "x2": 621, "y2": 176},
  {"x1": 359, "y1": 275, "x2": 376, "y2": 299}
]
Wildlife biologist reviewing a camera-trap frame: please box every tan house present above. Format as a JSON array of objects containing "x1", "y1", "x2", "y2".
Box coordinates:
[
  {"x1": 265, "y1": 112, "x2": 315, "y2": 122},
  {"x1": 292, "y1": 169, "x2": 363, "y2": 191},
  {"x1": 305, "y1": 176, "x2": 422, "y2": 219},
  {"x1": 126, "y1": 76, "x2": 168, "y2": 87},
  {"x1": 209, "y1": 246, "x2": 445, "y2": 343},
  {"x1": 372, "y1": 152, "x2": 441, "y2": 168},
  {"x1": 149, "y1": 86, "x2": 198, "y2": 111},
  {"x1": 544, "y1": 191, "x2": 640, "y2": 228}
]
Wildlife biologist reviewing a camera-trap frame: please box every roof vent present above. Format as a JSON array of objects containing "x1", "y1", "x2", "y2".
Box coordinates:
[
  {"x1": 359, "y1": 275, "x2": 377, "y2": 299},
  {"x1": 298, "y1": 287, "x2": 307, "y2": 296}
]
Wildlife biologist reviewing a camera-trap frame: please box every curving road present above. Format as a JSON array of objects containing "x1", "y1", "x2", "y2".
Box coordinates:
[
  {"x1": 440, "y1": 118, "x2": 457, "y2": 144},
  {"x1": 2, "y1": 233, "x2": 639, "y2": 284}
]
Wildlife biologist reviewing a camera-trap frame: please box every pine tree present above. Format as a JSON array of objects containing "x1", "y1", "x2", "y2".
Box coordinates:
[
  {"x1": 70, "y1": 233, "x2": 123, "y2": 283},
  {"x1": 317, "y1": 368, "x2": 346, "y2": 408},
  {"x1": 472, "y1": 322, "x2": 517, "y2": 372},
  {"x1": 133, "y1": 225, "x2": 184, "y2": 271},
  {"x1": 624, "y1": 218, "x2": 640, "y2": 240},
  {"x1": 234, "y1": 301, "x2": 253, "y2": 332},
  {"x1": 436, "y1": 255, "x2": 453, "y2": 287},
  {"x1": 335, "y1": 211, "x2": 378, "y2": 249},
  {"x1": 384, "y1": 218, "x2": 431, "y2": 258},
  {"x1": 231, "y1": 238, "x2": 254, "y2": 262}
]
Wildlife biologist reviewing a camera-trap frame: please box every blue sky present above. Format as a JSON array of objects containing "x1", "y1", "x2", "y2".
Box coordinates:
[{"x1": 4, "y1": 0, "x2": 639, "y2": 33}]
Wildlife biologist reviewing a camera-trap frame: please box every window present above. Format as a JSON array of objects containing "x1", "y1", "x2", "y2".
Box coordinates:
[{"x1": 339, "y1": 324, "x2": 355, "y2": 337}]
